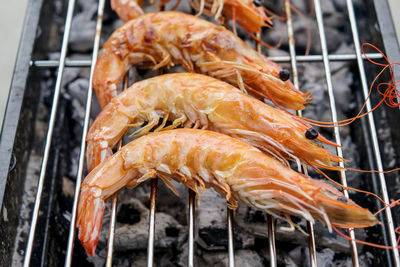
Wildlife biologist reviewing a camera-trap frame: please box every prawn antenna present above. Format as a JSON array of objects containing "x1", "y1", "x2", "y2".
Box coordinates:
[
  {"x1": 303, "y1": 43, "x2": 400, "y2": 128},
  {"x1": 332, "y1": 225, "x2": 400, "y2": 250}
]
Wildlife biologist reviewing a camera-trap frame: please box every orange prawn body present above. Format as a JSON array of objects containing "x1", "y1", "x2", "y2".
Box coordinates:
[
  {"x1": 190, "y1": 0, "x2": 272, "y2": 33},
  {"x1": 92, "y1": 11, "x2": 308, "y2": 110},
  {"x1": 78, "y1": 129, "x2": 378, "y2": 256},
  {"x1": 111, "y1": 0, "x2": 144, "y2": 22},
  {"x1": 87, "y1": 73, "x2": 340, "y2": 172},
  {"x1": 111, "y1": 0, "x2": 271, "y2": 33}
]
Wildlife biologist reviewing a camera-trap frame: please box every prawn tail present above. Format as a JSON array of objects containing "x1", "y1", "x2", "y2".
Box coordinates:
[
  {"x1": 233, "y1": 167, "x2": 378, "y2": 229},
  {"x1": 111, "y1": 0, "x2": 144, "y2": 22},
  {"x1": 316, "y1": 192, "x2": 379, "y2": 228},
  {"x1": 307, "y1": 178, "x2": 379, "y2": 228},
  {"x1": 77, "y1": 186, "x2": 105, "y2": 256}
]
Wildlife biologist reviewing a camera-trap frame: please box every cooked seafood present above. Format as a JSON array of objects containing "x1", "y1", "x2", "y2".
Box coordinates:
[
  {"x1": 86, "y1": 73, "x2": 340, "y2": 172},
  {"x1": 111, "y1": 0, "x2": 144, "y2": 22},
  {"x1": 92, "y1": 11, "x2": 308, "y2": 110},
  {"x1": 78, "y1": 129, "x2": 378, "y2": 256},
  {"x1": 111, "y1": 0, "x2": 272, "y2": 33},
  {"x1": 191, "y1": 0, "x2": 272, "y2": 33}
]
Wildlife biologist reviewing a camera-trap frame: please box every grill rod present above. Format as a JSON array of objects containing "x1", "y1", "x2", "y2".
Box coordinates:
[
  {"x1": 105, "y1": 74, "x2": 129, "y2": 267},
  {"x1": 30, "y1": 53, "x2": 384, "y2": 68},
  {"x1": 227, "y1": 207, "x2": 236, "y2": 267},
  {"x1": 187, "y1": 9, "x2": 197, "y2": 267},
  {"x1": 23, "y1": 0, "x2": 77, "y2": 265},
  {"x1": 313, "y1": 0, "x2": 366, "y2": 264},
  {"x1": 64, "y1": 0, "x2": 106, "y2": 265},
  {"x1": 188, "y1": 190, "x2": 196, "y2": 267},
  {"x1": 256, "y1": 32, "x2": 276, "y2": 267},
  {"x1": 147, "y1": 179, "x2": 158, "y2": 267},
  {"x1": 147, "y1": 6, "x2": 168, "y2": 266},
  {"x1": 106, "y1": 194, "x2": 118, "y2": 266},
  {"x1": 283, "y1": 1, "x2": 317, "y2": 265},
  {"x1": 345, "y1": 0, "x2": 400, "y2": 264}
]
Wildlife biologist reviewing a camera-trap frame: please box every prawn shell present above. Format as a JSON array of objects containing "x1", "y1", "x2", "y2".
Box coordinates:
[
  {"x1": 111, "y1": 0, "x2": 271, "y2": 33},
  {"x1": 78, "y1": 129, "x2": 378, "y2": 256},
  {"x1": 92, "y1": 11, "x2": 307, "y2": 110},
  {"x1": 87, "y1": 73, "x2": 341, "y2": 173},
  {"x1": 111, "y1": 0, "x2": 144, "y2": 22}
]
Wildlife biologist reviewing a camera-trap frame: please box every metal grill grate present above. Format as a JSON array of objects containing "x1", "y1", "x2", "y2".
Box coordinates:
[{"x1": 11, "y1": 0, "x2": 399, "y2": 266}]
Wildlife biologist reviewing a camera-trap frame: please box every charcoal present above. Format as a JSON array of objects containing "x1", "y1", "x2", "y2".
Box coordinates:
[
  {"x1": 288, "y1": 0, "x2": 308, "y2": 13},
  {"x1": 321, "y1": 0, "x2": 336, "y2": 15},
  {"x1": 256, "y1": 242, "x2": 299, "y2": 266},
  {"x1": 263, "y1": 16, "x2": 342, "y2": 54},
  {"x1": 62, "y1": 176, "x2": 75, "y2": 200},
  {"x1": 67, "y1": 78, "x2": 89, "y2": 107},
  {"x1": 77, "y1": 0, "x2": 97, "y2": 12},
  {"x1": 69, "y1": 8, "x2": 97, "y2": 52},
  {"x1": 332, "y1": 67, "x2": 353, "y2": 113},
  {"x1": 197, "y1": 190, "x2": 227, "y2": 230},
  {"x1": 201, "y1": 250, "x2": 264, "y2": 267},
  {"x1": 97, "y1": 198, "x2": 185, "y2": 252},
  {"x1": 289, "y1": 247, "x2": 335, "y2": 267},
  {"x1": 332, "y1": 251, "x2": 375, "y2": 267},
  {"x1": 267, "y1": 48, "x2": 290, "y2": 57}
]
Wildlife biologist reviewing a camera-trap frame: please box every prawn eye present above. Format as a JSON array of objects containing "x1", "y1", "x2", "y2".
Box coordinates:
[
  {"x1": 279, "y1": 69, "x2": 290, "y2": 81},
  {"x1": 305, "y1": 128, "x2": 319, "y2": 140},
  {"x1": 253, "y1": 0, "x2": 262, "y2": 7},
  {"x1": 337, "y1": 196, "x2": 347, "y2": 203}
]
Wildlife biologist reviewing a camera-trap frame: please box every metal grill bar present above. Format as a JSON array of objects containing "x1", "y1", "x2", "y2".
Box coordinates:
[
  {"x1": 312, "y1": 0, "x2": 361, "y2": 265},
  {"x1": 346, "y1": 0, "x2": 400, "y2": 264},
  {"x1": 266, "y1": 215, "x2": 276, "y2": 266},
  {"x1": 147, "y1": 179, "x2": 158, "y2": 267},
  {"x1": 105, "y1": 74, "x2": 129, "y2": 267},
  {"x1": 227, "y1": 208, "x2": 236, "y2": 267},
  {"x1": 256, "y1": 31, "x2": 276, "y2": 267},
  {"x1": 187, "y1": 8, "x2": 198, "y2": 267},
  {"x1": 283, "y1": 1, "x2": 317, "y2": 266},
  {"x1": 145, "y1": 6, "x2": 167, "y2": 266},
  {"x1": 188, "y1": 190, "x2": 196, "y2": 267},
  {"x1": 64, "y1": 0, "x2": 106, "y2": 265},
  {"x1": 188, "y1": 187, "x2": 195, "y2": 265},
  {"x1": 306, "y1": 223, "x2": 317, "y2": 265},
  {"x1": 23, "y1": 0, "x2": 77, "y2": 265},
  {"x1": 29, "y1": 53, "x2": 384, "y2": 67},
  {"x1": 372, "y1": 0, "x2": 400, "y2": 89},
  {"x1": 106, "y1": 193, "x2": 118, "y2": 266}
]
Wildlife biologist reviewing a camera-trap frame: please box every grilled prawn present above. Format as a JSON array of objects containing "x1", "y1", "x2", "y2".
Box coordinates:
[
  {"x1": 190, "y1": 0, "x2": 272, "y2": 33},
  {"x1": 87, "y1": 73, "x2": 340, "y2": 172},
  {"x1": 111, "y1": 0, "x2": 272, "y2": 33},
  {"x1": 111, "y1": 0, "x2": 144, "y2": 22},
  {"x1": 78, "y1": 129, "x2": 378, "y2": 256},
  {"x1": 93, "y1": 11, "x2": 308, "y2": 110}
]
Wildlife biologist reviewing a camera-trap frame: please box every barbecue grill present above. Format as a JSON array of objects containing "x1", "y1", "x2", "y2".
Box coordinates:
[{"x1": 1, "y1": 0, "x2": 400, "y2": 266}]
